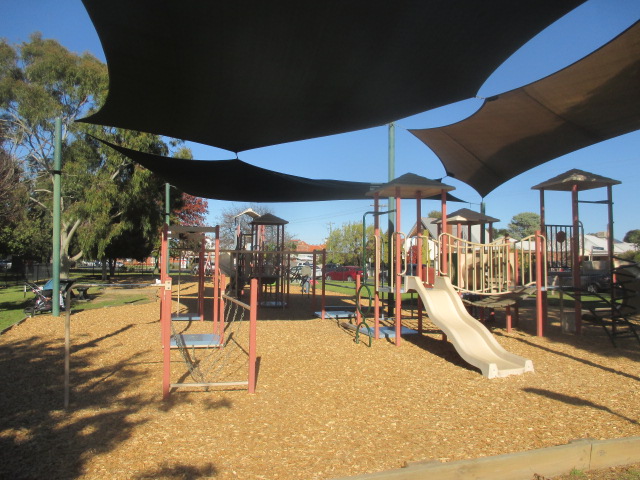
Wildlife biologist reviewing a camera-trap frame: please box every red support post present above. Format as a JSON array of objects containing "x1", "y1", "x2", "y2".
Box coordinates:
[
  {"x1": 440, "y1": 189, "x2": 448, "y2": 343},
  {"x1": 394, "y1": 188, "x2": 402, "y2": 346},
  {"x1": 571, "y1": 184, "x2": 582, "y2": 334},
  {"x1": 416, "y1": 191, "x2": 423, "y2": 334},
  {"x1": 248, "y1": 278, "x2": 258, "y2": 393},
  {"x1": 198, "y1": 234, "x2": 205, "y2": 320},
  {"x1": 539, "y1": 189, "x2": 549, "y2": 324},
  {"x1": 213, "y1": 227, "x2": 220, "y2": 328},
  {"x1": 321, "y1": 249, "x2": 326, "y2": 321},
  {"x1": 441, "y1": 189, "x2": 448, "y2": 276},
  {"x1": 535, "y1": 231, "x2": 544, "y2": 337},
  {"x1": 218, "y1": 275, "x2": 227, "y2": 341}
]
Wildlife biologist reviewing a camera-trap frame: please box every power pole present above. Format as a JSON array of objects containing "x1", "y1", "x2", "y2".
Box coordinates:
[{"x1": 327, "y1": 221, "x2": 335, "y2": 237}]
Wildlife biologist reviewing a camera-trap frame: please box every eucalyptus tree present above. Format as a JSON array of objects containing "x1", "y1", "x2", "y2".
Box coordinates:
[
  {"x1": 325, "y1": 221, "x2": 376, "y2": 266},
  {"x1": 507, "y1": 212, "x2": 541, "y2": 240},
  {"x1": 0, "y1": 33, "x2": 191, "y2": 275}
]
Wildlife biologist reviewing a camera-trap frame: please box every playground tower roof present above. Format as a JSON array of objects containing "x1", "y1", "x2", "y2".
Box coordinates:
[
  {"x1": 531, "y1": 168, "x2": 621, "y2": 192},
  {"x1": 433, "y1": 208, "x2": 500, "y2": 225},
  {"x1": 367, "y1": 173, "x2": 455, "y2": 199},
  {"x1": 250, "y1": 214, "x2": 289, "y2": 226}
]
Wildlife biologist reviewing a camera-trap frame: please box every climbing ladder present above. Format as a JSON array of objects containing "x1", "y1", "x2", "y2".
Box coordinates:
[{"x1": 580, "y1": 260, "x2": 640, "y2": 346}]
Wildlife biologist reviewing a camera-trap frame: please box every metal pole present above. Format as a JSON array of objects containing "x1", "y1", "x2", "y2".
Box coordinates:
[
  {"x1": 165, "y1": 183, "x2": 170, "y2": 276},
  {"x1": 480, "y1": 201, "x2": 486, "y2": 244},
  {"x1": 607, "y1": 185, "x2": 616, "y2": 319},
  {"x1": 64, "y1": 289, "x2": 71, "y2": 408},
  {"x1": 387, "y1": 122, "x2": 395, "y2": 318},
  {"x1": 394, "y1": 188, "x2": 402, "y2": 346},
  {"x1": 52, "y1": 117, "x2": 62, "y2": 317}
]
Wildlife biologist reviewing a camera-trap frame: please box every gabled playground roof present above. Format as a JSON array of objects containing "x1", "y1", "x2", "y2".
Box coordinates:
[
  {"x1": 250, "y1": 214, "x2": 288, "y2": 226},
  {"x1": 410, "y1": 21, "x2": 640, "y2": 198},
  {"x1": 79, "y1": 0, "x2": 582, "y2": 153},
  {"x1": 531, "y1": 168, "x2": 621, "y2": 192},
  {"x1": 433, "y1": 208, "x2": 500, "y2": 225},
  {"x1": 366, "y1": 173, "x2": 455, "y2": 199}
]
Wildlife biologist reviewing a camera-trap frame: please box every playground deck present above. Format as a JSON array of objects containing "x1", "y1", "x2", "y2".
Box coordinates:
[{"x1": 0, "y1": 282, "x2": 638, "y2": 480}]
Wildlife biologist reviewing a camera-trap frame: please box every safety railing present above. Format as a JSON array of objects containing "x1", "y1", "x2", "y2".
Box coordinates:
[{"x1": 438, "y1": 232, "x2": 546, "y2": 295}]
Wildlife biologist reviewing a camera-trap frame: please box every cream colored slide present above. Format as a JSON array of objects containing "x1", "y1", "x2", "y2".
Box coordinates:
[
  {"x1": 404, "y1": 276, "x2": 534, "y2": 378},
  {"x1": 217, "y1": 252, "x2": 235, "y2": 278}
]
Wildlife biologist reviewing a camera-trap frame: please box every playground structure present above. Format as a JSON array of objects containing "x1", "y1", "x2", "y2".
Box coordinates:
[
  {"x1": 159, "y1": 224, "x2": 257, "y2": 398},
  {"x1": 533, "y1": 169, "x2": 639, "y2": 345},
  {"x1": 329, "y1": 173, "x2": 540, "y2": 378},
  {"x1": 157, "y1": 218, "x2": 330, "y2": 398},
  {"x1": 232, "y1": 212, "x2": 289, "y2": 307}
]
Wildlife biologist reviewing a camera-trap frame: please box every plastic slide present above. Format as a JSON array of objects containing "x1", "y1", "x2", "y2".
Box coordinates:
[
  {"x1": 404, "y1": 275, "x2": 534, "y2": 379},
  {"x1": 217, "y1": 252, "x2": 235, "y2": 278}
]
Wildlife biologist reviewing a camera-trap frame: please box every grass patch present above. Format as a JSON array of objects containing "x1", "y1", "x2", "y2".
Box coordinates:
[
  {"x1": 0, "y1": 274, "x2": 158, "y2": 332},
  {"x1": 621, "y1": 468, "x2": 640, "y2": 480},
  {"x1": 0, "y1": 284, "x2": 34, "y2": 331}
]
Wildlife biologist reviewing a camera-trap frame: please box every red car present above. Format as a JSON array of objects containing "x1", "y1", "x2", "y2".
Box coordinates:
[{"x1": 324, "y1": 265, "x2": 363, "y2": 282}]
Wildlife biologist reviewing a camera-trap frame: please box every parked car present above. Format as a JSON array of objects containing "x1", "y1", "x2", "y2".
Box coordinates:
[
  {"x1": 190, "y1": 258, "x2": 214, "y2": 275},
  {"x1": 584, "y1": 273, "x2": 612, "y2": 294},
  {"x1": 291, "y1": 264, "x2": 322, "y2": 279},
  {"x1": 324, "y1": 265, "x2": 363, "y2": 282},
  {"x1": 0, "y1": 259, "x2": 12, "y2": 271}
]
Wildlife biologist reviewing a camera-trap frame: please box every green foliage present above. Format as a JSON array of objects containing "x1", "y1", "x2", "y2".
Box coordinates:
[
  {"x1": 427, "y1": 209, "x2": 442, "y2": 219},
  {"x1": 1, "y1": 33, "x2": 193, "y2": 272},
  {"x1": 619, "y1": 250, "x2": 640, "y2": 263},
  {"x1": 507, "y1": 212, "x2": 540, "y2": 240},
  {"x1": 326, "y1": 222, "x2": 377, "y2": 266},
  {"x1": 568, "y1": 467, "x2": 586, "y2": 478},
  {"x1": 0, "y1": 209, "x2": 50, "y2": 261},
  {"x1": 624, "y1": 229, "x2": 640, "y2": 248},
  {"x1": 492, "y1": 227, "x2": 509, "y2": 239}
]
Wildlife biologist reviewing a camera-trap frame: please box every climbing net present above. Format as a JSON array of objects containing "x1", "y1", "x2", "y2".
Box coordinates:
[{"x1": 171, "y1": 293, "x2": 251, "y2": 389}]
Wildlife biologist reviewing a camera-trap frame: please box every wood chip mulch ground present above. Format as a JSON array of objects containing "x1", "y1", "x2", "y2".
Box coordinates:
[{"x1": 0, "y1": 281, "x2": 638, "y2": 480}]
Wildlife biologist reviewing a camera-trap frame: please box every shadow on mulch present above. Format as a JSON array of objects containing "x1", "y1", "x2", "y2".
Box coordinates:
[
  {"x1": 0, "y1": 328, "x2": 229, "y2": 479},
  {"x1": 0, "y1": 334, "x2": 144, "y2": 478},
  {"x1": 523, "y1": 387, "x2": 639, "y2": 426},
  {"x1": 132, "y1": 462, "x2": 218, "y2": 480},
  {"x1": 403, "y1": 331, "x2": 480, "y2": 374}
]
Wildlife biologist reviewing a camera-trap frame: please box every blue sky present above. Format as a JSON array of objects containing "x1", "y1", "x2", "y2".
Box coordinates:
[{"x1": 2, "y1": 0, "x2": 639, "y2": 244}]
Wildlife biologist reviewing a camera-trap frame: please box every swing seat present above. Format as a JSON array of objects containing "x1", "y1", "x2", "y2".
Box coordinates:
[
  {"x1": 170, "y1": 333, "x2": 222, "y2": 348},
  {"x1": 171, "y1": 312, "x2": 202, "y2": 321},
  {"x1": 316, "y1": 310, "x2": 356, "y2": 320}
]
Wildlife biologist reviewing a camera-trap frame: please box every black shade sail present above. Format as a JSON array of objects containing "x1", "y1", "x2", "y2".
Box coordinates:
[
  {"x1": 98, "y1": 139, "x2": 466, "y2": 203},
  {"x1": 79, "y1": 0, "x2": 583, "y2": 153},
  {"x1": 410, "y1": 21, "x2": 640, "y2": 198},
  {"x1": 98, "y1": 139, "x2": 380, "y2": 202}
]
